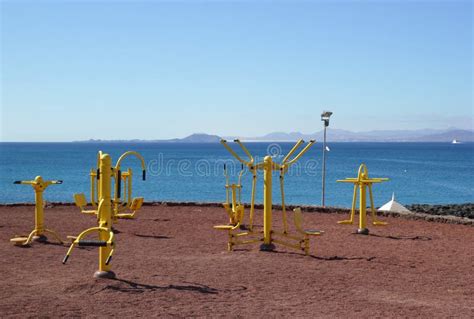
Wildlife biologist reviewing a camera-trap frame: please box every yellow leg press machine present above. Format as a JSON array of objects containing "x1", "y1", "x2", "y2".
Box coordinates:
[
  {"x1": 214, "y1": 139, "x2": 324, "y2": 255},
  {"x1": 63, "y1": 152, "x2": 117, "y2": 279},
  {"x1": 10, "y1": 176, "x2": 64, "y2": 246},
  {"x1": 337, "y1": 163, "x2": 389, "y2": 235},
  {"x1": 73, "y1": 151, "x2": 146, "y2": 220}
]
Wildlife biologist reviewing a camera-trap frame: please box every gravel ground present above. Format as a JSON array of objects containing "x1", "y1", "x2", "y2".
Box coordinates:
[{"x1": 0, "y1": 204, "x2": 473, "y2": 318}]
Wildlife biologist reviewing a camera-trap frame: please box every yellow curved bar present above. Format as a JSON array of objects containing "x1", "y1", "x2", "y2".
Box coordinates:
[
  {"x1": 64, "y1": 226, "x2": 110, "y2": 259},
  {"x1": 74, "y1": 226, "x2": 110, "y2": 242},
  {"x1": 107, "y1": 231, "x2": 115, "y2": 245},
  {"x1": 285, "y1": 140, "x2": 316, "y2": 166},
  {"x1": 237, "y1": 167, "x2": 245, "y2": 185},
  {"x1": 281, "y1": 139, "x2": 304, "y2": 164},
  {"x1": 235, "y1": 139, "x2": 255, "y2": 165},
  {"x1": 115, "y1": 151, "x2": 146, "y2": 171},
  {"x1": 357, "y1": 163, "x2": 367, "y2": 181},
  {"x1": 220, "y1": 140, "x2": 253, "y2": 166}
]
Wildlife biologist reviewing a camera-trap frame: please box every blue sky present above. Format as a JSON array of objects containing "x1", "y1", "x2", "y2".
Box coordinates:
[{"x1": 1, "y1": 0, "x2": 472, "y2": 141}]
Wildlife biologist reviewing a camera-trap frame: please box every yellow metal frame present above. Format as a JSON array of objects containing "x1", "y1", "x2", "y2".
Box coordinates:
[
  {"x1": 64, "y1": 152, "x2": 116, "y2": 279},
  {"x1": 10, "y1": 176, "x2": 63, "y2": 246},
  {"x1": 337, "y1": 164, "x2": 389, "y2": 235},
  {"x1": 222, "y1": 163, "x2": 246, "y2": 226},
  {"x1": 215, "y1": 139, "x2": 323, "y2": 255},
  {"x1": 73, "y1": 151, "x2": 146, "y2": 220}
]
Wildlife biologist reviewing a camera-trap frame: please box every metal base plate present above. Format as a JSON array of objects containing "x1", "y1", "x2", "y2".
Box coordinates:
[
  {"x1": 357, "y1": 228, "x2": 369, "y2": 235},
  {"x1": 32, "y1": 235, "x2": 48, "y2": 242},
  {"x1": 259, "y1": 243, "x2": 276, "y2": 251},
  {"x1": 93, "y1": 270, "x2": 116, "y2": 279}
]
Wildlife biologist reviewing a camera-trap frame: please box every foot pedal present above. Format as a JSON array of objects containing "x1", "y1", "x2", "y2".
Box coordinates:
[
  {"x1": 373, "y1": 221, "x2": 388, "y2": 226},
  {"x1": 213, "y1": 225, "x2": 234, "y2": 230},
  {"x1": 337, "y1": 220, "x2": 353, "y2": 225},
  {"x1": 10, "y1": 237, "x2": 28, "y2": 245}
]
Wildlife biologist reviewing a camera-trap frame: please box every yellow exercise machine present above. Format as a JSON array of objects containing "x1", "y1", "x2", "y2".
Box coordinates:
[
  {"x1": 214, "y1": 139, "x2": 323, "y2": 255},
  {"x1": 63, "y1": 152, "x2": 116, "y2": 279},
  {"x1": 10, "y1": 176, "x2": 63, "y2": 246},
  {"x1": 337, "y1": 164, "x2": 389, "y2": 235},
  {"x1": 222, "y1": 163, "x2": 246, "y2": 226},
  {"x1": 74, "y1": 151, "x2": 146, "y2": 220}
]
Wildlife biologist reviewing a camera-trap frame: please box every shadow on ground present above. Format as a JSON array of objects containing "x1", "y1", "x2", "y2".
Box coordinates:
[
  {"x1": 95, "y1": 278, "x2": 219, "y2": 295},
  {"x1": 133, "y1": 234, "x2": 171, "y2": 239},
  {"x1": 367, "y1": 233, "x2": 432, "y2": 241}
]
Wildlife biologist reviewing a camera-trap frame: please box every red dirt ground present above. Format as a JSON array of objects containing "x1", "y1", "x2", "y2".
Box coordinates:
[{"x1": 0, "y1": 204, "x2": 472, "y2": 318}]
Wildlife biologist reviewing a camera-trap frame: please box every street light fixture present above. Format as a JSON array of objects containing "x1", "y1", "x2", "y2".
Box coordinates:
[{"x1": 321, "y1": 111, "x2": 333, "y2": 207}]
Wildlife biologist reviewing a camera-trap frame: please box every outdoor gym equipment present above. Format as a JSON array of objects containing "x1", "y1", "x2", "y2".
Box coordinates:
[
  {"x1": 63, "y1": 152, "x2": 116, "y2": 279},
  {"x1": 214, "y1": 139, "x2": 323, "y2": 255},
  {"x1": 222, "y1": 162, "x2": 251, "y2": 227},
  {"x1": 73, "y1": 151, "x2": 146, "y2": 220},
  {"x1": 337, "y1": 164, "x2": 389, "y2": 235},
  {"x1": 10, "y1": 176, "x2": 63, "y2": 246}
]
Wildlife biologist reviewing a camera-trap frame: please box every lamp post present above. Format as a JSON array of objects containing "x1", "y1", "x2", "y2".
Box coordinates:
[{"x1": 321, "y1": 111, "x2": 333, "y2": 207}]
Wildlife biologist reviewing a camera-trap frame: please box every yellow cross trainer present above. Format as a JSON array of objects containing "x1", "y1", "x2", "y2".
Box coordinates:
[
  {"x1": 337, "y1": 164, "x2": 389, "y2": 235},
  {"x1": 214, "y1": 139, "x2": 324, "y2": 255}
]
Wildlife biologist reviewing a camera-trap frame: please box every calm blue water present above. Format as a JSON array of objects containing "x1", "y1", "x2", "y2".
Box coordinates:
[{"x1": 0, "y1": 142, "x2": 473, "y2": 207}]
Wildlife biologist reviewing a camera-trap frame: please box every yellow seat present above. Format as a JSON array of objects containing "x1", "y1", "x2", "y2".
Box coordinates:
[
  {"x1": 293, "y1": 208, "x2": 323, "y2": 255},
  {"x1": 129, "y1": 197, "x2": 144, "y2": 211},
  {"x1": 294, "y1": 208, "x2": 323, "y2": 236},
  {"x1": 115, "y1": 197, "x2": 144, "y2": 219},
  {"x1": 222, "y1": 203, "x2": 245, "y2": 226},
  {"x1": 73, "y1": 193, "x2": 97, "y2": 215}
]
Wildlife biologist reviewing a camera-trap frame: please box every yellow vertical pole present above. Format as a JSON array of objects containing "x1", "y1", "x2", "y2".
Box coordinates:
[
  {"x1": 231, "y1": 185, "x2": 237, "y2": 211},
  {"x1": 231, "y1": 185, "x2": 237, "y2": 224},
  {"x1": 95, "y1": 153, "x2": 115, "y2": 278},
  {"x1": 350, "y1": 184, "x2": 357, "y2": 223},
  {"x1": 368, "y1": 184, "x2": 376, "y2": 220},
  {"x1": 34, "y1": 188, "x2": 45, "y2": 239},
  {"x1": 127, "y1": 168, "x2": 132, "y2": 205},
  {"x1": 113, "y1": 168, "x2": 120, "y2": 217},
  {"x1": 260, "y1": 156, "x2": 275, "y2": 251},
  {"x1": 358, "y1": 183, "x2": 369, "y2": 235},
  {"x1": 279, "y1": 172, "x2": 288, "y2": 234},
  {"x1": 249, "y1": 169, "x2": 256, "y2": 231},
  {"x1": 90, "y1": 169, "x2": 97, "y2": 207}
]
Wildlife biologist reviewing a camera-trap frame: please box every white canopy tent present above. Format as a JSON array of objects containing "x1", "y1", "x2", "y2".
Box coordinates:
[{"x1": 378, "y1": 193, "x2": 411, "y2": 213}]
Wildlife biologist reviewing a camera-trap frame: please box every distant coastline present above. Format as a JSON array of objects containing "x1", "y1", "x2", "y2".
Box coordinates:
[{"x1": 71, "y1": 128, "x2": 474, "y2": 143}]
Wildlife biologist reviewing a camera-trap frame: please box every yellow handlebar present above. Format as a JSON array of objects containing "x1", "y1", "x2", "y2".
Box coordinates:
[
  {"x1": 284, "y1": 140, "x2": 316, "y2": 166},
  {"x1": 220, "y1": 139, "x2": 254, "y2": 167}
]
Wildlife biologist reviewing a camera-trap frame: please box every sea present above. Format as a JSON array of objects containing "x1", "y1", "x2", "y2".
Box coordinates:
[{"x1": 0, "y1": 142, "x2": 473, "y2": 207}]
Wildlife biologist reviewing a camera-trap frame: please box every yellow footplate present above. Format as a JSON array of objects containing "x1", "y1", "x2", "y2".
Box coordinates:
[
  {"x1": 213, "y1": 225, "x2": 234, "y2": 230},
  {"x1": 10, "y1": 237, "x2": 28, "y2": 245}
]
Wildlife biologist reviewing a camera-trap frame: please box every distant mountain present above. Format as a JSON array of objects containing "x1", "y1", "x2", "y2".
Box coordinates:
[
  {"x1": 75, "y1": 133, "x2": 222, "y2": 143},
  {"x1": 75, "y1": 128, "x2": 474, "y2": 143},
  {"x1": 410, "y1": 129, "x2": 474, "y2": 142},
  {"x1": 226, "y1": 128, "x2": 474, "y2": 142},
  {"x1": 169, "y1": 133, "x2": 221, "y2": 143}
]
